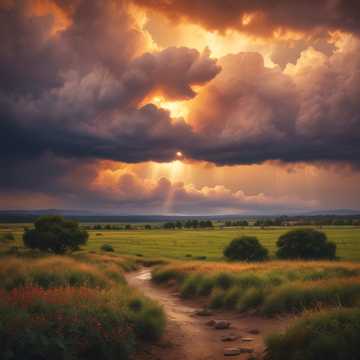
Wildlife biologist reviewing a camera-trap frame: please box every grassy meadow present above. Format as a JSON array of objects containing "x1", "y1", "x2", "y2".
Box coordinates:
[
  {"x1": 1, "y1": 222, "x2": 360, "y2": 359},
  {"x1": 0, "y1": 253, "x2": 166, "y2": 360},
  {"x1": 2, "y1": 224, "x2": 360, "y2": 261},
  {"x1": 70, "y1": 226, "x2": 360, "y2": 261},
  {"x1": 3, "y1": 224, "x2": 360, "y2": 260}
]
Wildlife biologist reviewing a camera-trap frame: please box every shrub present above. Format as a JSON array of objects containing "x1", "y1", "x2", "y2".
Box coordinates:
[
  {"x1": 197, "y1": 277, "x2": 214, "y2": 296},
  {"x1": 101, "y1": 244, "x2": 114, "y2": 252},
  {"x1": 276, "y1": 229, "x2": 336, "y2": 260},
  {"x1": 210, "y1": 289, "x2": 226, "y2": 308},
  {"x1": 224, "y1": 236, "x2": 268, "y2": 261},
  {"x1": 224, "y1": 286, "x2": 242, "y2": 308},
  {"x1": 23, "y1": 215, "x2": 88, "y2": 254},
  {"x1": 130, "y1": 305, "x2": 166, "y2": 341},
  {"x1": 214, "y1": 272, "x2": 235, "y2": 289},
  {"x1": 265, "y1": 308, "x2": 360, "y2": 360},
  {"x1": 237, "y1": 287, "x2": 266, "y2": 312},
  {"x1": 180, "y1": 275, "x2": 203, "y2": 298}
]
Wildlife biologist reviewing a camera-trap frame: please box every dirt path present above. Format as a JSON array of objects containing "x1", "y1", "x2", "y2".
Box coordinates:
[{"x1": 126, "y1": 269, "x2": 290, "y2": 360}]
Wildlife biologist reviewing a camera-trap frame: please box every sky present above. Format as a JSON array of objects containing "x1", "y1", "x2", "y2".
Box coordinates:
[{"x1": 1, "y1": 0, "x2": 360, "y2": 215}]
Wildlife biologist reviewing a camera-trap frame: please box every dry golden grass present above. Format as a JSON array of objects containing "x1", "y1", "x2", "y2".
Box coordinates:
[
  {"x1": 153, "y1": 259, "x2": 360, "y2": 315},
  {"x1": 156, "y1": 259, "x2": 360, "y2": 275},
  {"x1": 0, "y1": 256, "x2": 117, "y2": 289}
]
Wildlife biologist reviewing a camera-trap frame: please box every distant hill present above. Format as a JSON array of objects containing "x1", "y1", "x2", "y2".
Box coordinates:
[
  {"x1": 301, "y1": 209, "x2": 360, "y2": 216},
  {"x1": 0, "y1": 209, "x2": 359, "y2": 223}
]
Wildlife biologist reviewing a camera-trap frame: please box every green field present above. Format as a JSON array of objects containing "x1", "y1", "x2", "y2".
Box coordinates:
[
  {"x1": 88, "y1": 227, "x2": 360, "y2": 260},
  {"x1": 2, "y1": 225, "x2": 360, "y2": 261},
  {"x1": 3, "y1": 224, "x2": 359, "y2": 261}
]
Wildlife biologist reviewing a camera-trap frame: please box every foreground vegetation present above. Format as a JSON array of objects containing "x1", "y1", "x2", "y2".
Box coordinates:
[
  {"x1": 0, "y1": 254, "x2": 165, "y2": 360},
  {"x1": 265, "y1": 308, "x2": 360, "y2": 360},
  {"x1": 1, "y1": 218, "x2": 360, "y2": 360},
  {"x1": 152, "y1": 261, "x2": 360, "y2": 315},
  {"x1": 152, "y1": 258, "x2": 360, "y2": 359}
]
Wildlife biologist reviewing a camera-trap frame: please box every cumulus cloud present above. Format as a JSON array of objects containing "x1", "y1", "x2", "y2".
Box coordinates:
[
  {"x1": 0, "y1": 0, "x2": 219, "y2": 165},
  {"x1": 1, "y1": 0, "x2": 360, "y2": 213},
  {"x1": 87, "y1": 168, "x2": 318, "y2": 214},
  {"x1": 185, "y1": 36, "x2": 360, "y2": 165},
  {"x1": 134, "y1": 0, "x2": 360, "y2": 37}
]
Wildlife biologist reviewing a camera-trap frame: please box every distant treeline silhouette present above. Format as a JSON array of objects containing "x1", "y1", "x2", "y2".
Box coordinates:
[{"x1": 163, "y1": 220, "x2": 213, "y2": 229}]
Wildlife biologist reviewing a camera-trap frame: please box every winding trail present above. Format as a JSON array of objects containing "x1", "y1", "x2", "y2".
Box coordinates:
[{"x1": 126, "y1": 269, "x2": 289, "y2": 360}]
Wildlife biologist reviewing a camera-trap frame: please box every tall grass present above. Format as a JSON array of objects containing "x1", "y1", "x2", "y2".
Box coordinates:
[
  {"x1": 265, "y1": 308, "x2": 360, "y2": 360},
  {"x1": 152, "y1": 261, "x2": 360, "y2": 315},
  {"x1": 0, "y1": 286, "x2": 165, "y2": 360},
  {"x1": 262, "y1": 277, "x2": 360, "y2": 315},
  {"x1": 0, "y1": 256, "x2": 115, "y2": 290},
  {"x1": 0, "y1": 254, "x2": 166, "y2": 359}
]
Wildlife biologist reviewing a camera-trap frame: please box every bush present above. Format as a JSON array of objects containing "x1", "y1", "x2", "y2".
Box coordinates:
[
  {"x1": 101, "y1": 244, "x2": 114, "y2": 252},
  {"x1": 224, "y1": 236, "x2": 268, "y2": 261},
  {"x1": 276, "y1": 229, "x2": 336, "y2": 260},
  {"x1": 23, "y1": 215, "x2": 88, "y2": 254},
  {"x1": 265, "y1": 308, "x2": 360, "y2": 360},
  {"x1": 180, "y1": 275, "x2": 203, "y2": 298}
]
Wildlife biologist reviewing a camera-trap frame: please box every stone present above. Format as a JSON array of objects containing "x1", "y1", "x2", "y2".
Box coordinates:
[
  {"x1": 214, "y1": 320, "x2": 231, "y2": 329},
  {"x1": 221, "y1": 334, "x2": 239, "y2": 342},
  {"x1": 224, "y1": 348, "x2": 242, "y2": 356},
  {"x1": 224, "y1": 347, "x2": 254, "y2": 356},
  {"x1": 241, "y1": 337, "x2": 255, "y2": 342}
]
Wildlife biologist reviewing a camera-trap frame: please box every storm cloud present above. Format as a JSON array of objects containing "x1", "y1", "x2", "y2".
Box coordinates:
[
  {"x1": 186, "y1": 41, "x2": 360, "y2": 165},
  {"x1": 0, "y1": 0, "x2": 219, "y2": 165},
  {"x1": 1, "y1": 0, "x2": 360, "y2": 213},
  {"x1": 133, "y1": 0, "x2": 360, "y2": 37}
]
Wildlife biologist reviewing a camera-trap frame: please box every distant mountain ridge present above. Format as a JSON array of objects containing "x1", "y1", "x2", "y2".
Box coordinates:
[{"x1": 0, "y1": 208, "x2": 359, "y2": 223}]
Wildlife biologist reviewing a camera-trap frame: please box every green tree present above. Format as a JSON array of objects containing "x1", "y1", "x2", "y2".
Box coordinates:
[
  {"x1": 23, "y1": 215, "x2": 88, "y2": 254},
  {"x1": 224, "y1": 236, "x2": 268, "y2": 262},
  {"x1": 276, "y1": 228, "x2": 336, "y2": 260}
]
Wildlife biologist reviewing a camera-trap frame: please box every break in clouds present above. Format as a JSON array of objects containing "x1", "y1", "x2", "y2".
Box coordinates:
[{"x1": 1, "y1": 0, "x2": 360, "y2": 213}]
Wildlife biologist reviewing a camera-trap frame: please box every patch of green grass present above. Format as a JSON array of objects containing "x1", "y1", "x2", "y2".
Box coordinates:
[
  {"x1": 83, "y1": 226, "x2": 360, "y2": 261},
  {"x1": 265, "y1": 308, "x2": 360, "y2": 360},
  {"x1": 2, "y1": 225, "x2": 360, "y2": 261}
]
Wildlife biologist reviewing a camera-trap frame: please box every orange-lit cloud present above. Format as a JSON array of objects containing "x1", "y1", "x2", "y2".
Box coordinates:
[
  {"x1": 1, "y1": 0, "x2": 360, "y2": 214},
  {"x1": 133, "y1": 0, "x2": 360, "y2": 37},
  {"x1": 89, "y1": 165, "x2": 318, "y2": 214}
]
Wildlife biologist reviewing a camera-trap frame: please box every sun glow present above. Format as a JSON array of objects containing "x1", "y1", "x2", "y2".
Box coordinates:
[{"x1": 151, "y1": 96, "x2": 189, "y2": 120}]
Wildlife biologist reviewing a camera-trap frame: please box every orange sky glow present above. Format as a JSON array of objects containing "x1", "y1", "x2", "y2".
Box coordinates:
[{"x1": 1, "y1": 0, "x2": 360, "y2": 214}]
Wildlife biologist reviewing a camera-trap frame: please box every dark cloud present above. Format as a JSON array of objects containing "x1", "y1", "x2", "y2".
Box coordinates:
[
  {"x1": 0, "y1": 0, "x2": 219, "y2": 166},
  {"x1": 1, "y1": 0, "x2": 360, "y2": 212},
  {"x1": 134, "y1": 0, "x2": 360, "y2": 37},
  {"x1": 186, "y1": 44, "x2": 360, "y2": 165}
]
